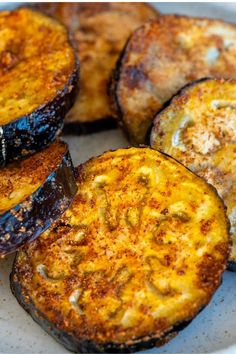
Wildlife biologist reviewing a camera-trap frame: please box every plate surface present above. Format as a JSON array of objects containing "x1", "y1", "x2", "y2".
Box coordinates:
[{"x1": 1, "y1": 2, "x2": 236, "y2": 354}]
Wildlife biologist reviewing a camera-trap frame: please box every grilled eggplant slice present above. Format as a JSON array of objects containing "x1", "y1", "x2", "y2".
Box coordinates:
[
  {"x1": 0, "y1": 140, "x2": 77, "y2": 256},
  {"x1": 150, "y1": 78, "x2": 236, "y2": 268},
  {"x1": 11, "y1": 147, "x2": 229, "y2": 353},
  {"x1": 112, "y1": 15, "x2": 236, "y2": 144},
  {"x1": 0, "y1": 7, "x2": 78, "y2": 166},
  {"x1": 35, "y1": 3, "x2": 159, "y2": 131}
]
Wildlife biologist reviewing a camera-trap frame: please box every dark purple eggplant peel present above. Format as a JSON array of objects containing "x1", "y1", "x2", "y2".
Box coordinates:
[{"x1": 0, "y1": 141, "x2": 77, "y2": 256}]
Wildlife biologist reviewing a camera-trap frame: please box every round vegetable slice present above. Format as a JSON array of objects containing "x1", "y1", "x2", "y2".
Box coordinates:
[
  {"x1": 35, "y1": 3, "x2": 159, "y2": 132},
  {"x1": 150, "y1": 78, "x2": 236, "y2": 268},
  {"x1": 0, "y1": 140, "x2": 77, "y2": 256},
  {"x1": 0, "y1": 7, "x2": 78, "y2": 166},
  {"x1": 111, "y1": 15, "x2": 236, "y2": 144},
  {"x1": 11, "y1": 147, "x2": 229, "y2": 353}
]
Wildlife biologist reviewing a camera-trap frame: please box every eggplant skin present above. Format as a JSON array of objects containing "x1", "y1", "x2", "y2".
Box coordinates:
[
  {"x1": 10, "y1": 274, "x2": 193, "y2": 354},
  {"x1": 0, "y1": 143, "x2": 77, "y2": 256},
  {"x1": 10, "y1": 147, "x2": 229, "y2": 353},
  {"x1": 0, "y1": 66, "x2": 78, "y2": 167}
]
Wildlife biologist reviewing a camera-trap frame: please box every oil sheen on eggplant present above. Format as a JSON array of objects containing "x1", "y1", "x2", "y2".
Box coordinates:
[
  {"x1": 0, "y1": 7, "x2": 78, "y2": 166},
  {"x1": 150, "y1": 78, "x2": 236, "y2": 269},
  {"x1": 11, "y1": 148, "x2": 229, "y2": 353},
  {"x1": 0, "y1": 141, "x2": 77, "y2": 255}
]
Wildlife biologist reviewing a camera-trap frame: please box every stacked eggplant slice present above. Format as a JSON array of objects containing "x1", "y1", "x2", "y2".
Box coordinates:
[
  {"x1": 1, "y1": 4, "x2": 236, "y2": 354},
  {"x1": 0, "y1": 7, "x2": 79, "y2": 252}
]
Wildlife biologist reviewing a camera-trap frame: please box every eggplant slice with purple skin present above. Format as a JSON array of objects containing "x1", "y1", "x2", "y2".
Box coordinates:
[
  {"x1": 11, "y1": 147, "x2": 229, "y2": 353},
  {"x1": 0, "y1": 140, "x2": 77, "y2": 256},
  {"x1": 150, "y1": 78, "x2": 236, "y2": 270},
  {"x1": 0, "y1": 7, "x2": 78, "y2": 166}
]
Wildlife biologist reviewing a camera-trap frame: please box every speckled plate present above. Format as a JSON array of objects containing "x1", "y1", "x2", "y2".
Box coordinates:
[{"x1": 1, "y1": 2, "x2": 236, "y2": 354}]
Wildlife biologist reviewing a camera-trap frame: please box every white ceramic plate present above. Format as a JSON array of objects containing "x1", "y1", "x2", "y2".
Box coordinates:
[{"x1": 1, "y1": 3, "x2": 236, "y2": 354}]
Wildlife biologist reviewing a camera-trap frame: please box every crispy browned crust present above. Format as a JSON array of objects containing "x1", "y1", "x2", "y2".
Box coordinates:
[
  {"x1": 150, "y1": 77, "x2": 236, "y2": 266},
  {"x1": 112, "y1": 15, "x2": 236, "y2": 144},
  {"x1": 0, "y1": 140, "x2": 77, "y2": 255},
  {"x1": 11, "y1": 147, "x2": 229, "y2": 352},
  {"x1": 35, "y1": 3, "x2": 159, "y2": 128},
  {"x1": 0, "y1": 7, "x2": 78, "y2": 165}
]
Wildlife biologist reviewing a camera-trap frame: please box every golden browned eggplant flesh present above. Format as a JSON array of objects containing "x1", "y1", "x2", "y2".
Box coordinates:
[
  {"x1": 0, "y1": 7, "x2": 78, "y2": 165},
  {"x1": 150, "y1": 78, "x2": 236, "y2": 268},
  {"x1": 112, "y1": 15, "x2": 236, "y2": 144},
  {"x1": 11, "y1": 147, "x2": 229, "y2": 353},
  {"x1": 35, "y1": 3, "x2": 159, "y2": 129}
]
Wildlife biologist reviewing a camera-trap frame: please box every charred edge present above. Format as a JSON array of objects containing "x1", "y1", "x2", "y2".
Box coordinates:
[
  {"x1": 63, "y1": 118, "x2": 117, "y2": 135},
  {"x1": 0, "y1": 149, "x2": 77, "y2": 256},
  {"x1": 0, "y1": 64, "x2": 79, "y2": 167},
  {"x1": 10, "y1": 269, "x2": 196, "y2": 354},
  {"x1": 0, "y1": 126, "x2": 6, "y2": 165}
]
